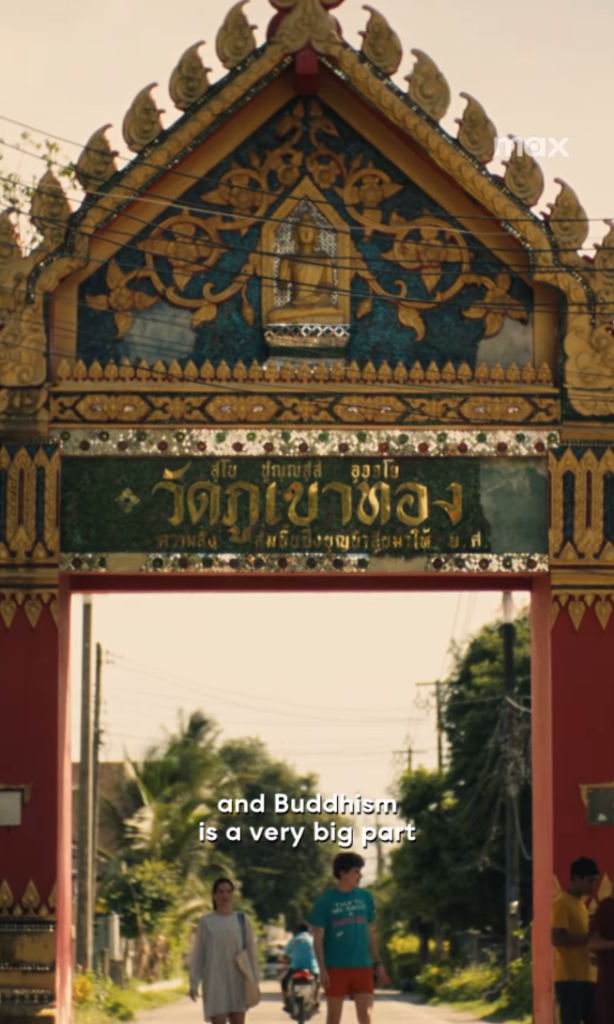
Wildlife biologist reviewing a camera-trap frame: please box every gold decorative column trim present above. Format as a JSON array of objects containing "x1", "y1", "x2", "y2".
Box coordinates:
[{"x1": 0, "y1": 879, "x2": 56, "y2": 919}]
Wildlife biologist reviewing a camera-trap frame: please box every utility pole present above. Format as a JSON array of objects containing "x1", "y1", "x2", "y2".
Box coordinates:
[
  {"x1": 415, "y1": 681, "x2": 444, "y2": 772},
  {"x1": 76, "y1": 596, "x2": 94, "y2": 969},
  {"x1": 91, "y1": 643, "x2": 103, "y2": 927},
  {"x1": 501, "y1": 591, "x2": 521, "y2": 969}
]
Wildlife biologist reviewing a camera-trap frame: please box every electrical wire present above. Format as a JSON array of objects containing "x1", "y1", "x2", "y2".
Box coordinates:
[{"x1": 2, "y1": 112, "x2": 611, "y2": 231}]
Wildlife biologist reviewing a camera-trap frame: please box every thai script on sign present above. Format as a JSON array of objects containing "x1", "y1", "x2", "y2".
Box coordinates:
[{"x1": 151, "y1": 458, "x2": 463, "y2": 534}]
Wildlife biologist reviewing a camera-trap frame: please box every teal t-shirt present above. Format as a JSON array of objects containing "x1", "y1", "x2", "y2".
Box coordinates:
[{"x1": 309, "y1": 887, "x2": 375, "y2": 968}]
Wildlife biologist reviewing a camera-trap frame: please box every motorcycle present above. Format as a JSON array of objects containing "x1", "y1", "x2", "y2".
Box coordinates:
[{"x1": 287, "y1": 968, "x2": 319, "y2": 1023}]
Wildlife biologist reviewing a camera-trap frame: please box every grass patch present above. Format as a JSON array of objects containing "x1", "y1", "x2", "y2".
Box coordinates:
[
  {"x1": 74, "y1": 972, "x2": 187, "y2": 1023},
  {"x1": 416, "y1": 958, "x2": 532, "y2": 1024}
]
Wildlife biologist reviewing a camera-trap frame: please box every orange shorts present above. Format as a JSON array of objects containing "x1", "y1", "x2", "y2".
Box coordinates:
[{"x1": 325, "y1": 967, "x2": 374, "y2": 998}]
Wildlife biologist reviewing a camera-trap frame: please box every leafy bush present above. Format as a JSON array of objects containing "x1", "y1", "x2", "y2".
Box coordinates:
[
  {"x1": 386, "y1": 933, "x2": 423, "y2": 991},
  {"x1": 103, "y1": 999, "x2": 134, "y2": 1021},
  {"x1": 73, "y1": 972, "x2": 95, "y2": 1005},
  {"x1": 501, "y1": 955, "x2": 532, "y2": 1017},
  {"x1": 437, "y1": 961, "x2": 499, "y2": 1001},
  {"x1": 415, "y1": 963, "x2": 451, "y2": 998}
]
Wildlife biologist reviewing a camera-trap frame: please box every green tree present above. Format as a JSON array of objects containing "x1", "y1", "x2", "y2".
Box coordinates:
[
  {"x1": 215, "y1": 737, "x2": 339, "y2": 926},
  {"x1": 387, "y1": 611, "x2": 531, "y2": 947}
]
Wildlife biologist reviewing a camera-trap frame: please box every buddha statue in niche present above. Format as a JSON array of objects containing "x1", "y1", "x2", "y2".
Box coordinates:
[{"x1": 269, "y1": 211, "x2": 343, "y2": 323}]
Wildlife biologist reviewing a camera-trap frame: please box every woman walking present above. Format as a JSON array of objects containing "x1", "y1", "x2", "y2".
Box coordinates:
[{"x1": 189, "y1": 877, "x2": 258, "y2": 1024}]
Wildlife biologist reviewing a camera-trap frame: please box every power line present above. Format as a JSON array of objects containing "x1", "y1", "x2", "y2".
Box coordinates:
[{"x1": 1, "y1": 113, "x2": 611, "y2": 229}]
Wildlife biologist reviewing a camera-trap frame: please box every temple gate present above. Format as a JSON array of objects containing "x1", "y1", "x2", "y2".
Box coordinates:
[{"x1": 1, "y1": 0, "x2": 613, "y2": 1020}]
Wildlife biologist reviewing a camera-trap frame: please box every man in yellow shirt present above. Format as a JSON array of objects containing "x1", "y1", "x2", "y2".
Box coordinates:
[{"x1": 552, "y1": 856, "x2": 600, "y2": 1024}]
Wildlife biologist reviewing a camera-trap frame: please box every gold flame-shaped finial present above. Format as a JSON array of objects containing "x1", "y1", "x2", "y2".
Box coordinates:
[
  {"x1": 360, "y1": 5, "x2": 402, "y2": 75},
  {"x1": 405, "y1": 49, "x2": 450, "y2": 122},
  {"x1": 545, "y1": 179, "x2": 588, "y2": 251},
  {"x1": 75, "y1": 125, "x2": 118, "y2": 193},
  {"x1": 169, "y1": 41, "x2": 211, "y2": 110},
  {"x1": 122, "y1": 84, "x2": 165, "y2": 153},
  {"x1": 30, "y1": 169, "x2": 70, "y2": 250},
  {"x1": 503, "y1": 139, "x2": 544, "y2": 207},
  {"x1": 0, "y1": 210, "x2": 21, "y2": 267},
  {"x1": 456, "y1": 93, "x2": 496, "y2": 163},
  {"x1": 216, "y1": 1, "x2": 257, "y2": 70}
]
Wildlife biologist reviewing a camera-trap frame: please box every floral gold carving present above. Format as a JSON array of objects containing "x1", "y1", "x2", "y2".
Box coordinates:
[
  {"x1": 503, "y1": 141, "x2": 544, "y2": 207},
  {"x1": 456, "y1": 93, "x2": 496, "y2": 163},
  {"x1": 169, "y1": 42, "x2": 211, "y2": 110},
  {"x1": 549, "y1": 448, "x2": 614, "y2": 565},
  {"x1": 359, "y1": 5, "x2": 402, "y2": 76},
  {"x1": 205, "y1": 394, "x2": 280, "y2": 422},
  {"x1": 215, "y1": 1, "x2": 257, "y2": 69},
  {"x1": 122, "y1": 84, "x2": 165, "y2": 153},
  {"x1": 405, "y1": 50, "x2": 451, "y2": 122},
  {"x1": 86, "y1": 261, "x2": 159, "y2": 338},
  {"x1": 75, "y1": 126, "x2": 118, "y2": 193}
]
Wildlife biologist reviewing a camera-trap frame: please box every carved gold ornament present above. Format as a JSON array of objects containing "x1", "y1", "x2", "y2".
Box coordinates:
[
  {"x1": 406, "y1": 50, "x2": 451, "y2": 123},
  {"x1": 359, "y1": 5, "x2": 402, "y2": 76},
  {"x1": 546, "y1": 179, "x2": 588, "y2": 251},
  {"x1": 75, "y1": 125, "x2": 119, "y2": 193},
  {"x1": 122, "y1": 84, "x2": 165, "y2": 153},
  {"x1": 550, "y1": 448, "x2": 614, "y2": 565},
  {"x1": 169, "y1": 42, "x2": 211, "y2": 110},
  {"x1": 215, "y1": 1, "x2": 257, "y2": 69},
  {"x1": 86, "y1": 261, "x2": 158, "y2": 338},
  {"x1": 272, "y1": 0, "x2": 341, "y2": 54},
  {"x1": 456, "y1": 93, "x2": 496, "y2": 164},
  {"x1": 0, "y1": 446, "x2": 59, "y2": 564},
  {"x1": 502, "y1": 141, "x2": 544, "y2": 207},
  {"x1": 30, "y1": 170, "x2": 71, "y2": 252},
  {"x1": 0, "y1": 877, "x2": 56, "y2": 916}
]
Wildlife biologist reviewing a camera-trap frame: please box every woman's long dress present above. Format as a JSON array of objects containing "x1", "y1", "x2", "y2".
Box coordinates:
[{"x1": 190, "y1": 911, "x2": 257, "y2": 1021}]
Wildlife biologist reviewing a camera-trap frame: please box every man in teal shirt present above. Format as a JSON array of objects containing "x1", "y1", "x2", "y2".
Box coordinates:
[{"x1": 310, "y1": 853, "x2": 389, "y2": 1024}]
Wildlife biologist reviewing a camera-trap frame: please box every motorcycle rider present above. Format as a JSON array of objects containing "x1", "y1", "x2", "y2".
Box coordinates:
[{"x1": 281, "y1": 922, "x2": 320, "y2": 1012}]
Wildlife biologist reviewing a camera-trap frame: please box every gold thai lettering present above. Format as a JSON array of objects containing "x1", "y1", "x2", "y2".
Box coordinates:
[
  {"x1": 283, "y1": 481, "x2": 319, "y2": 526},
  {"x1": 187, "y1": 481, "x2": 221, "y2": 524},
  {"x1": 152, "y1": 479, "x2": 185, "y2": 525},
  {"x1": 221, "y1": 481, "x2": 260, "y2": 526},
  {"x1": 471, "y1": 530, "x2": 483, "y2": 547},
  {"x1": 210, "y1": 459, "x2": 237, "y2": 482},
  {"x1": 395, "y1": 482, "x2": 428, "y2": 526},
  {"x1": 335, "y1": 534, "x2": 350, "y2": 551},
  {"x1": 350, "y1": 460, "x2": 399, "y2": 483},
  {"x1": 261, "y1": 459, "x2": 322, "y2": 481},
  {"x1": 357, "y1": 482, "x2": 391, "y2": 525},
  {"x1": 265, "y1": 482, "x2": 281, "y2": 525},
  {"x1": 322, "y1": 482, "x2": 353, "y2": 525},
  {"x1": 432, "y1": 483, "x2": 463, "y2": 526}
]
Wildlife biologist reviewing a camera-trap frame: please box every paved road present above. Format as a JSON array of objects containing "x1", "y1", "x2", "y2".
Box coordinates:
[{"x1": 121, "y1": 980, "x2": 482, "y2": 1024}]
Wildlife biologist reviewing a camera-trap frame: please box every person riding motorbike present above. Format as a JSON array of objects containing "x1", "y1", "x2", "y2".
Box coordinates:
[{"x1": 281, "y1": 922, "x2": 319, "y2": 1013}]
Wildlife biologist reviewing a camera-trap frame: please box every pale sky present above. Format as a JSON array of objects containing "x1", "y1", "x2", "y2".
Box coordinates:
[
  {"x1": 4, "y1": 0, "x2": 607, "y2": 869},
  {"x1": 1, "y1": 0, "x2": 613, "y2": 247},
  {"x1": 68, "y1": 589, "x2": 524, "y2": 874}
]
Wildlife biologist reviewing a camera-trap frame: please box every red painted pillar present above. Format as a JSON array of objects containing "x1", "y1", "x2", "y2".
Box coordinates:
[
  {"x1": 551, "y1": 601, "x2": 614, "y2": 885},
  {"x1": 0, "y1": 590, "x2": 60, "y2": 1014},
  {"x1": 531, "y1": 576, "x2": 554, "y2": 1024}
]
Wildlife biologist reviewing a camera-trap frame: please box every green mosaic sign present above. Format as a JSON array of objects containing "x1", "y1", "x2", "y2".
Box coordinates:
[{"x1": 60, "y1": 454, "x2": 547, "y2": 558}]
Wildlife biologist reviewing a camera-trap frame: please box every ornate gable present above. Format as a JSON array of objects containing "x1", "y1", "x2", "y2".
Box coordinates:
[{"x1": 0, "y1": 0, "x2": 610, "y2": 431}]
